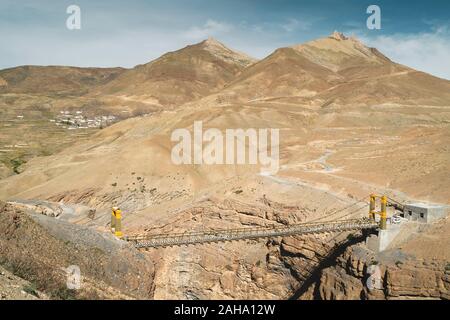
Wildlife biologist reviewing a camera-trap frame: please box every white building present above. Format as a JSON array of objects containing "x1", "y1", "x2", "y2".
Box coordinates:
[{"x1": 403, "y1": 203, "x2": 447, "y2": 223}]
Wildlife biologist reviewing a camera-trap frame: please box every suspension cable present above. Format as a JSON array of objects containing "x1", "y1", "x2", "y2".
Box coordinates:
[{"x1": 310, "y1": 194, "x2": 370, "y2": 223}]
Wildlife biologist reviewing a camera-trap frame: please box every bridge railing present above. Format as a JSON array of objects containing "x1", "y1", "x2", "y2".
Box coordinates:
[{"x1": 126, "y1": 218, "x2": 378, "y2": 249}]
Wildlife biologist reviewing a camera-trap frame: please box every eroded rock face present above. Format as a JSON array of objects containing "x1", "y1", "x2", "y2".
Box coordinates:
[
  {"x1": 7, "y1": 199, "x2": 96, "y2": 221},
  {"x1": 318, "y1": 266, "x2": 364, "y2": 300},
  {"x1": 139, "y1": 197, "x2": 352, "y2": 300},
  {"x1": 386, "y1": 265, "x2": 449, "y2": 299},
  {"x1": 303, "y1": 245, "x2": 450, "y2": 300}
]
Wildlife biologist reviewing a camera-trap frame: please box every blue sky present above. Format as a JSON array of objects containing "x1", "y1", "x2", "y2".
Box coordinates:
[{"x1": 1, "y1": 0, "x2": 450, "y2": 79}]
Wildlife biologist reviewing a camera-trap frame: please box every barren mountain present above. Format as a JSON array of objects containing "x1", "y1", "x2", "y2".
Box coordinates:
[
  {"x1": 223, "y1": 31, "x2": 450, "y2": 106},
  {"x1": 92, "y1": 38, "x2": 256, "y2": 108},
  {"x1": 1, "y1": 33, "x2": 449, "y2": 299},
  {"x1": 0, "y1": 66, "x2": 124, "y2": 96}
]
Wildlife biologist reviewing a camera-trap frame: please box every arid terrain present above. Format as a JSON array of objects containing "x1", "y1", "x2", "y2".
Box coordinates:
[
  {"x1": 0, "y1": 38, "x2": 254, "y2": 178},
  {"x1": 1, "y1": 32, "x2": 449, "y2": 300}
]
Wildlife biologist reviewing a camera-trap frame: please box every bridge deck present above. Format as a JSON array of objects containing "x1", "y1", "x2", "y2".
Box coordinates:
[{"x1": 125, "y1": 218, "x2": 378, "y2": 249}]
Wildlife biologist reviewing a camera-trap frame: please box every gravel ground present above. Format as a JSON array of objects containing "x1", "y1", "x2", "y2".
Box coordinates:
[{"x1": 0, "y1": 265, "x2": 47, "y2": 300}]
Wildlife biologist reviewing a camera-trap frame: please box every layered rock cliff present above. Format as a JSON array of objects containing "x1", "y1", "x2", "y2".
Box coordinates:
[{"x1": 301, "y1": 244, "x2": 450, "y2": 300}]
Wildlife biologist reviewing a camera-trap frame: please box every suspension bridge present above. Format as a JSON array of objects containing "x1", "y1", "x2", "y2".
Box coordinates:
[
  {"x1": 116, "y1": 194, "x2": 398, "y2": 249},
  {"x1": 125, "y1": 218, "x2": 378, "y2": 249}
]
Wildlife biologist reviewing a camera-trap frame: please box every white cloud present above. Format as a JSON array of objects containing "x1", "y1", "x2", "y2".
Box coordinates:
[
  {"x1": 251, "y1": 24, "x2": 264, "y2": 33},
  {"x1": 281, "y1": 18, "x2": 311, "y2": 32},
  {"x1": 359, "y1": 27, "x2": 450, "y2": 80},
  {"x1": 183, "y1": 19, "x2": 233, "y2": 40}
]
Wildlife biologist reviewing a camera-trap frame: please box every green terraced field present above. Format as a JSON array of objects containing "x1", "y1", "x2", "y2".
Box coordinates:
[{"x1": 0, "y1": 96, "x2": 99, "y2": 177}]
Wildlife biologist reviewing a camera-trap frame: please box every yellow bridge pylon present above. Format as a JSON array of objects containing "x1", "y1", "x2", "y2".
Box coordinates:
[
  {"x1": 369, "y1": 194, "x2": 387, "y2": 230},
  {"x1": 111, "y1": 207, "x2": 123, "y2": 238}
]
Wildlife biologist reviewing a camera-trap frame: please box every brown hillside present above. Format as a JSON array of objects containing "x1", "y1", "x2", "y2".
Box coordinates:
[
  {"x1": 0, "y1": 66, "x2": 124, "y2": 96},
  {"x1": 92, "y1": 38, "x2": 256, "y2": 108},
  {"x1": 223, "y1": 31, "x2": 450, "y2": 106}
]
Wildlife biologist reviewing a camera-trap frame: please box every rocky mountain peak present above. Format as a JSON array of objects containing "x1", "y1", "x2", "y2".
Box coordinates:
[
  {"x1": 202, "y1": 37, "x2": 226, "y2": 48},
  {"x1": 199, "y1": 37, "x2": 257, "y2": 67},
  {"x1": 329, "y1": 31, "x2": 348, "y2": 41}
]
